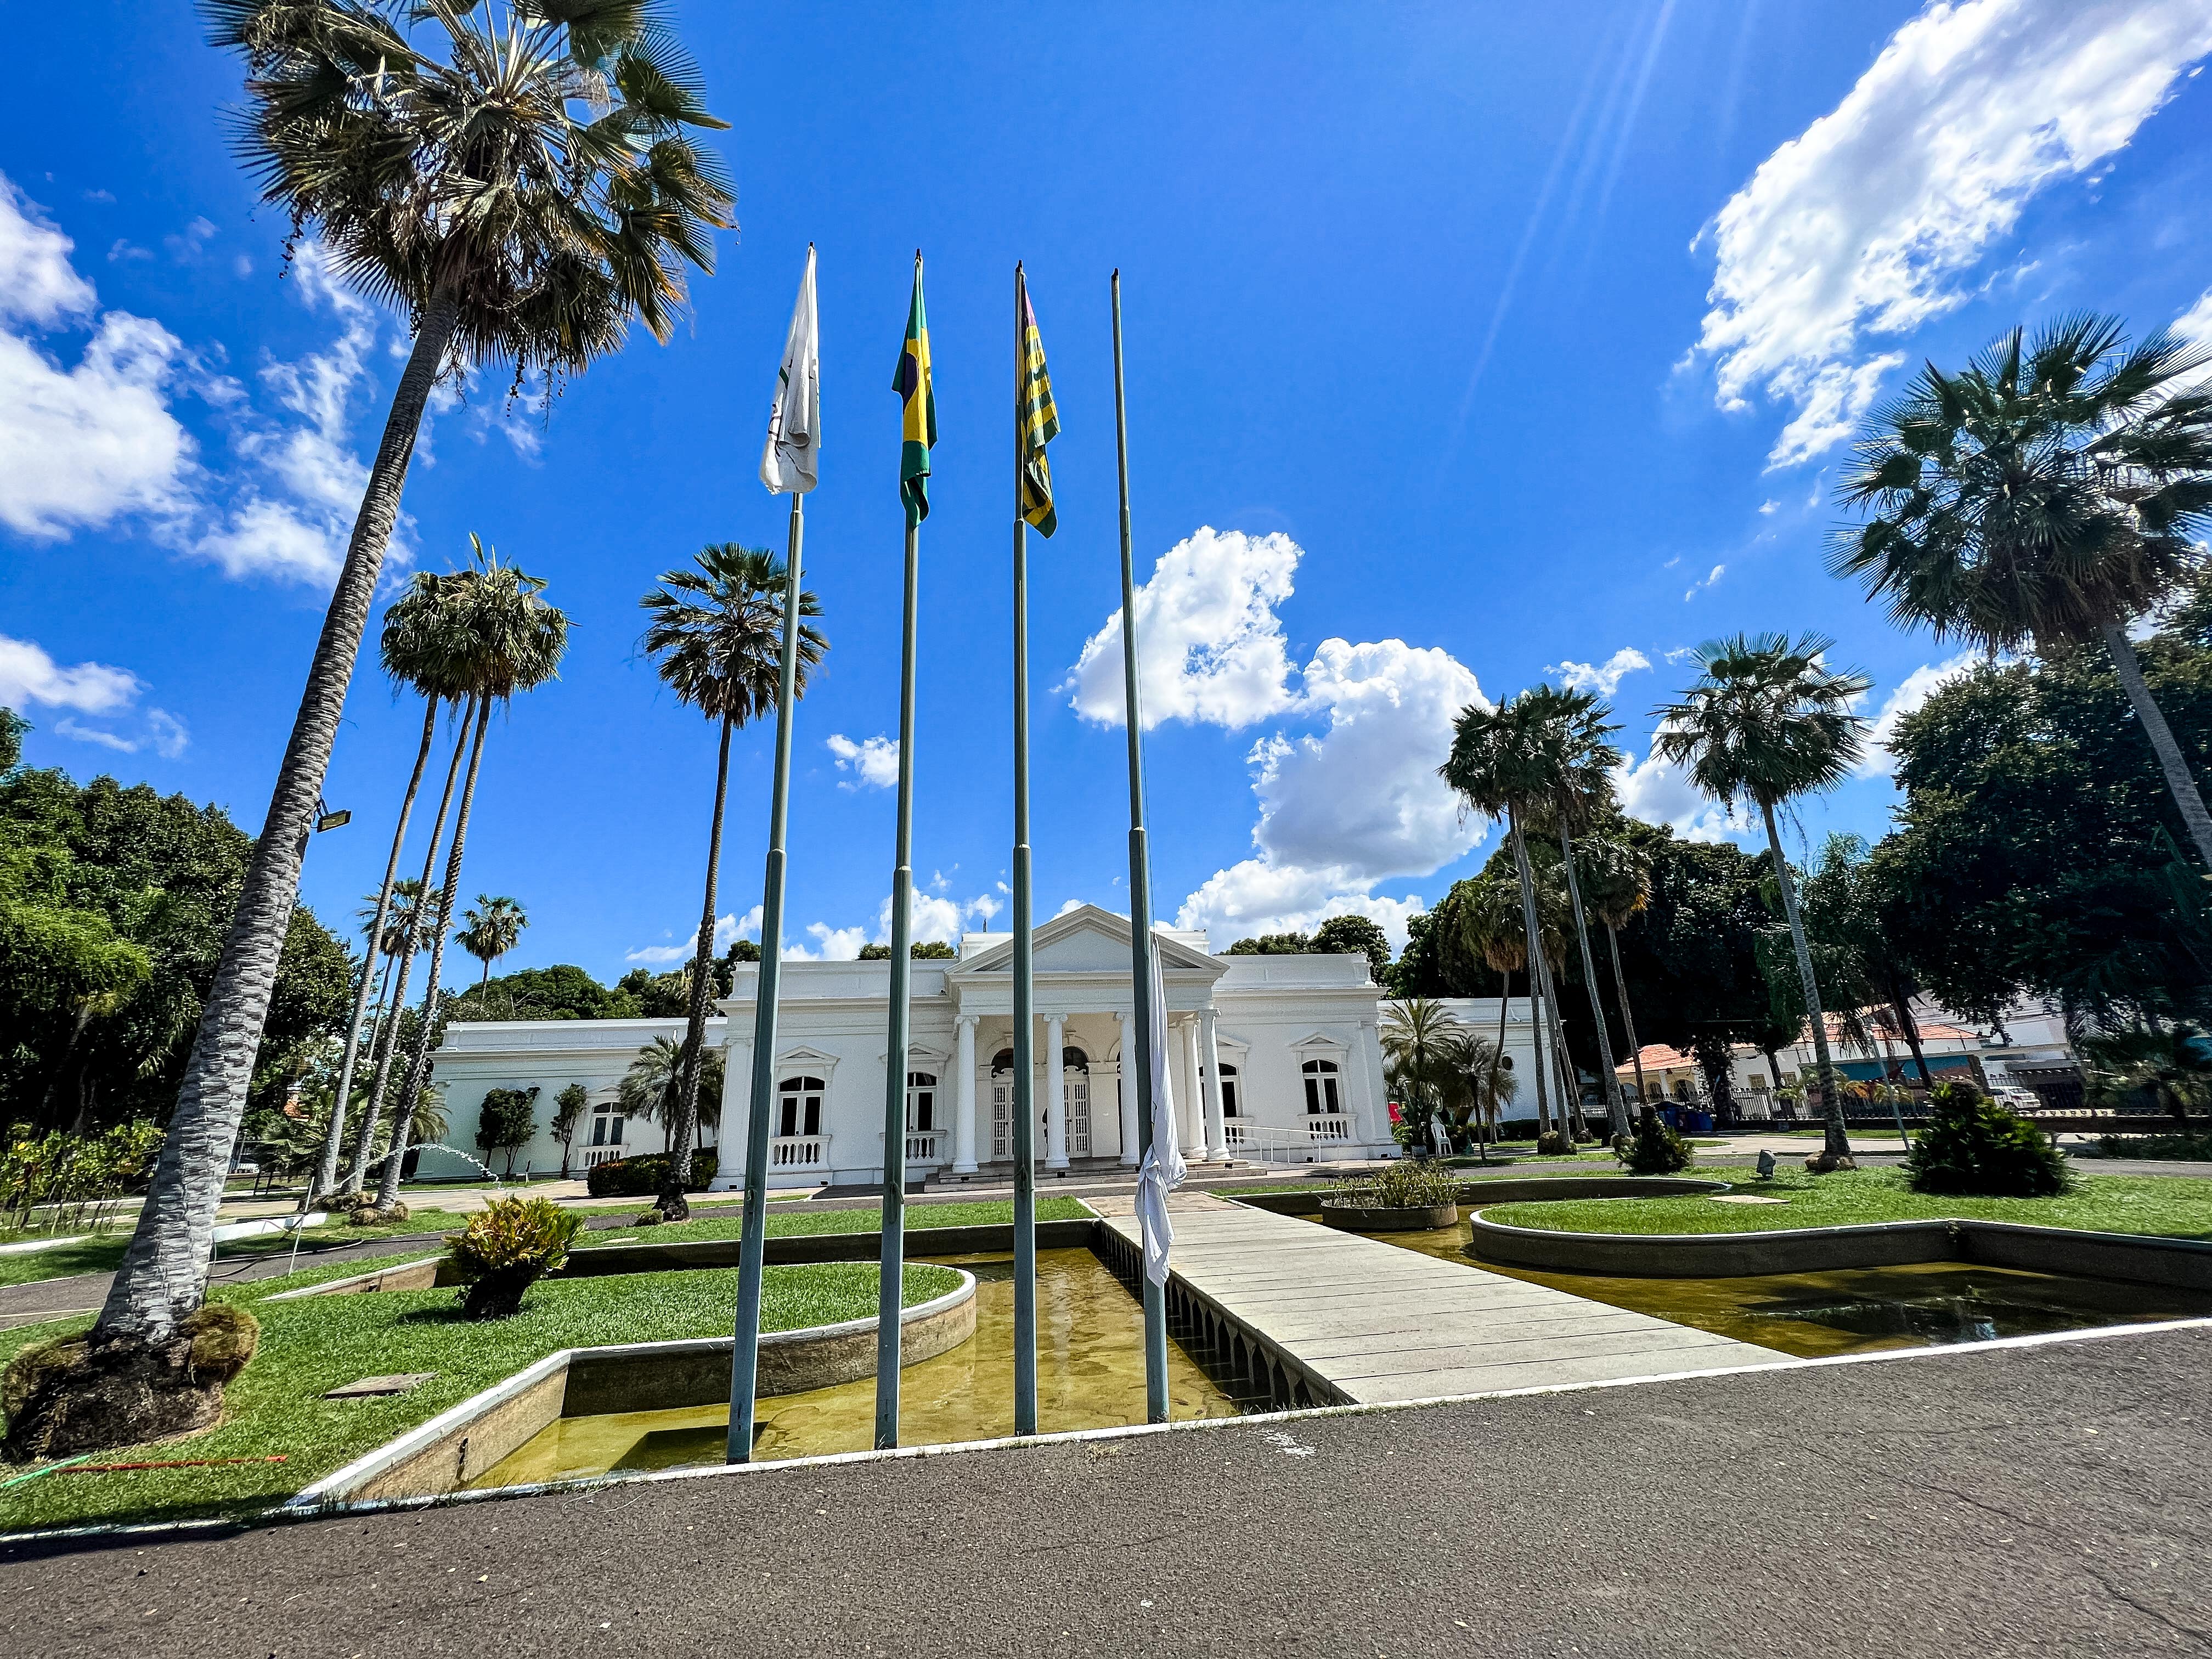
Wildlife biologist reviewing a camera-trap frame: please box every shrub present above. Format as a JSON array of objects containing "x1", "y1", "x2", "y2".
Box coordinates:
[
  {"x1": 1617, "y1": 1107, "x2": 1693, "y2": 1175},
  {"x1": 1536, "y1": 1129, "x2": 1571, "y2": 1156},
  {"x1": 2095, "y1": 1132, "x2": 2212, "y2": 1161},
  {"x1": 584, "y1": 1149, "x2": 718, "y2": 1198},
  {"x1": 445, "y1": 1197, "x2": 584, "y2": 1319},
  {"x1": 1905, "y1": 1082, "x2": 2073, "y2": 1198},
  {"x1": 1329, "y1": 1159, "x2": 1461, "y2": 1210}
]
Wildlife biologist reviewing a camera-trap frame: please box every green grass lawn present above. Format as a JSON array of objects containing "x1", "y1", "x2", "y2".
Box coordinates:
[
  {"x1": 0, "y1": 1257, "x2": 961, "y2": 1533},
  {"x1": 587, "y1": 1196, "x2": 1093, "y2": 1248},
  {"x1": 1479, "y1": 1167, "x2": 2212, "y2": 1239}
]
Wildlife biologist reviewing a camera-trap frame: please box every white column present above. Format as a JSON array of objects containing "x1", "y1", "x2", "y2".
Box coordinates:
[
  {"x1": 1116, "y1": 1009, "x2": 1140, "y2": 1167},
  {"x1": 1044, "y1": 1013, "x2": 1069, "y2": 1169},
  {"x1": 1180, "y1": 1018, "x2": 1206, "y2": 1159},
  {"x1": 952, "y1": 1015, "x2": 979, "y2": 1174},
  {"x1": 1200, "y1": 1007, "x2": 1229, "y2": 1160},
  {"x1": 1352, "y1": 1018, "x2": 1386, "y2": 1150},
  {"x1": 711, "y1": 1040, "x2": 751, "y2": 1190}
]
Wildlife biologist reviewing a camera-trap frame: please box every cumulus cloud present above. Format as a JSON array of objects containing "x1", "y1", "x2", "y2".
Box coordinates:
[
  {"x1": 1177, "y1": 637, "x2": 1489, "y2": 951},
  {"x1": 786, "y1": 923, "x2": 868, "y2": 962},
  {"x1": 1548, "y1": 647, "x2": 1652, "y2": 698},
  {"x1": 826, "y1": 732, "x2": 899, "y2": 789},
  {"x1": 0, "y1": 177, "x2": 96, "y2": 328},
  {"x1": 1855, "y1": 651, "x2": 1981, "y2": 777},
  {"x1": 1612, "y1": 735, "x2": 1748, "y2": 843},
  {"x1": 0, "y1": 633, "x2": 187, "y2": 758},
  {"x1": 1065, "y1": 527, "x2": 1300, "y2": 730},
  {"x1": 626, "y1": 904, "x2": 764, "y2": 965},
  {"x1": 1691, "y1": 0, "x2": 2212, "y2": 466}
]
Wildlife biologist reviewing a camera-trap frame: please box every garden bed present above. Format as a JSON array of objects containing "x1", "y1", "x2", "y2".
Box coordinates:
[{"x1": 0, "y1": 1259, "x2": 958, "y2": 1534}]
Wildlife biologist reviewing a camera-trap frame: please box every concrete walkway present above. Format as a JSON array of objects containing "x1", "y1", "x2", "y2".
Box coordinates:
[
  {"x1": 7, "y1": 1324, "x2": 2205, "y2": 1657},
  {"x1": 1092, "y1": 1191, "x2": 1784, "y2": 1402}
]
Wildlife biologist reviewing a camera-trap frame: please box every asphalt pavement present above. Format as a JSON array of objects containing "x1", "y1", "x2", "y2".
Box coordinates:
[{"x1": 4, "y1": 1322, "x2": 2207, "y2": 1657}]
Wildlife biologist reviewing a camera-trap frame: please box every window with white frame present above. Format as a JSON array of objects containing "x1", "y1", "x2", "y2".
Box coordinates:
[
  {"x1": 589, "y1": 1111, "x2": 627, "y2": 1147},
  {"x1": 778, "y1": 1076, "x2": 825, "y2": 1138},
  {"x1": 1301, "y1": 1058, "x2": 1341, "y2": 1115},
  {"x1": 906, "y1": 1071, "x2": 936, "y2": 1133}
]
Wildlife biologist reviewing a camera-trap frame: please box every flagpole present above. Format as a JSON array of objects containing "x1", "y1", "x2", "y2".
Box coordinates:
[
  {"x1": 728, "y1": 488, "x2": 804, "y2": 1464},
  {"x1": 1010, "y1": 261, "x2": 1040, "y2": 1438},
  {"x1": 875, "y1": 258, "x2": 926, "y2": 1450},
  {"x1": 1111, "y1": 269, "x2": 1171, "y2": 1425}
]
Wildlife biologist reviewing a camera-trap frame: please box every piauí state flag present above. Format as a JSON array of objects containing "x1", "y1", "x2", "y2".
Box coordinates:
[
  {"x1": 1016, "y1": 266, "x2": 1059, "y2": 537},
  {"x1": 893, "y1": 257, "x2": 936, "y2": 524}
]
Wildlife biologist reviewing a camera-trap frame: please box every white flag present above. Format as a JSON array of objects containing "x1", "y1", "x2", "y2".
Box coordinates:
[
  {"x1": 1135, "y1": 933, "x2": 1187, "y2": 1286},
  {"x1": 760, "y1": 246, "x2": 820, "y2": 495}
]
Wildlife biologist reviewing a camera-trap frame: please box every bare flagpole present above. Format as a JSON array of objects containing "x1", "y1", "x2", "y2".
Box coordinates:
[{"x1": 1112, "y1": 269, "x2": 1170, "y2": 1423}]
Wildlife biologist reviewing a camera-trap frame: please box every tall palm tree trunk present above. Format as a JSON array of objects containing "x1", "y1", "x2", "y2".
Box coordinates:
[
  {"x1": 310, "y1": 698, "x2": 440, "y2": 1207},
  {"x1": 379, "y1": 695, "x2": 492, "y2": 1210},
  {"x1": 664, "y1": 712, "x2": 734, "y2": 1218},
  {"x1": 1887, "y1": 987, "x2": 1934, "y2": 1087},
  {"x1": 1605, "y1": 922, "x2": 1648, "y2": 1110},
  {"x1": 1505, "y1": 810, "x2": 1553, "y2": 1137},
  {"x1": 1762, "y1": 798, "x2": 1851, "y2": 1161},
  {"x1": 1536, "y1": 943, "x2": 1584, "y2": 1137},
  {"x1": 91, "y1": 292, "x2": 461, "y2": 1347},
  {"x1": 2101, "y1": 622, "x2": 2212, "y2": 868},
  {"x1": 1560, "y1": 828, "x2": 1629, "y2": 1141},
  {"x1": 347, "y1": 704, "x2": 472, "y2": 1197}
]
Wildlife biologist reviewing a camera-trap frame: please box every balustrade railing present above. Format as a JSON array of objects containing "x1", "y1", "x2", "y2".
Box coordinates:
[
  {"x1": 770, "y1": 1135, "x2": 829, "y2": 1169},
  {"x1": 1224, "y1": 1115, "x2": 1356, "y2": 1164}
]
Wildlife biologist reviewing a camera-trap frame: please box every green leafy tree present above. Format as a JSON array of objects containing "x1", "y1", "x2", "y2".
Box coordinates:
[
  {"x1": 448, "y1": 963, "x2": 640, "y2": 1023},
  {"x1": 475, "y1": 1085, "x2": 540, "y2": 1176},
  {"x1": 640, "y1": 543, "x2": 825, "y2": 1217},
  {"x1": 1654, "y1": 633, "x2": 1872, "y2": 1165},
  {"x1": 551, "y1": 1082, "x2": 590, "y2": 1178},
  {"x1": 1836, "y1": 313, "x2": 2212, "y2": 864},
  {"x1": 1224, "y1": 932, "x2": 1312, "y2": 955},
  {"x1": 858, "y1": 940, "x2": 960, "y2": 960},
  {"x1": 74, "y1": 0, "x2": 732, "y2": 1406},
  {"x1": 1310, "y1": 915, "x2": 1392, "y2": 982}
]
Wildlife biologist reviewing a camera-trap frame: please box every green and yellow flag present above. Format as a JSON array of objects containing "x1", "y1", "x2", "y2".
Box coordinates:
[
  {"x1": 1016, "y1": 264, "x2": 1058, "y2": 538},
  {"x1": 893, "y1": 254, "x2": 936, "y2": 524}
]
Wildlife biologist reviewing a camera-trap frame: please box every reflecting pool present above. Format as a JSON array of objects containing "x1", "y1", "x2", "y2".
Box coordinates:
[
  {"x1": 1361, "y1": 1217, "x2": 2212, "y2": 1359},
  {"x1": 467, "y1": 1248, "x2": 1239, "y2": 1487}
]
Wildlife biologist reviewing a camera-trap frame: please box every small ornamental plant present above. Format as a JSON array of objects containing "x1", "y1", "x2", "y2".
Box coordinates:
[
  {"x1": 1905, "y1": 1082, "x2": 2074, "y2": 1199},
  {"x1": 445, "y1": 1197, "x2": 584, "y2": 1319},
  {"x1": 1328, "y1": 1159, "x2": 1462, "y2": 1211},
  {"x1": 1617, "y1": 1106, "x2": 1694, "y2": 1175}
]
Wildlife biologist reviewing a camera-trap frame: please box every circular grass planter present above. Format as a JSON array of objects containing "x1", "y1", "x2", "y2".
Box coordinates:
[{"x1": 1321, "y1": 1200, "x2": 1459, "y2": 1232}]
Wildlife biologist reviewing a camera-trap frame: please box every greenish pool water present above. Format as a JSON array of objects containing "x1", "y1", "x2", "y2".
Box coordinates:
[
  {"x1": 1365, "y1": 1218, "x2": 2212, "y2": 1358},
  {"x1": 466, "y1": 1248, "x2": 1238, "y2": 1487}
]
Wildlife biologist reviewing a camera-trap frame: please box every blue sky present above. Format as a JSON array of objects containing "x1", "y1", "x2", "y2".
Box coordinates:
[{"x1": 5, "y1": 0, "x2": 2212, "y2": 985}]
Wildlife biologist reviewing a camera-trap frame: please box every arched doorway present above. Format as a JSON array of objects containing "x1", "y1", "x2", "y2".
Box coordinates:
[{"x1": 987, "y1": 1045, "x2": 1093, "y2": 1160}]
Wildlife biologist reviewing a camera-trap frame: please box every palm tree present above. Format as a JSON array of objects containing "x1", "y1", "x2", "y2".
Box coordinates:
[
  {"x1": 311, "y1": 576, "x2": 477, "y2": 1204},
  {"x1": 1440, "y1": 1029, "x2": 1518, "y2": 1158},
  {"x1": 375, "y1": 547, "x2": 567, "y2": 1212},
  {"x1": 1381, "y1": 998, "x2": 1460, "y2": 1151},
  {"x1": 1654, "y1": 633, "x2": 1872, "y2": 1167},
  {"x1": 1525, "y1": 686, "x2": 1633, "y2": 1141},
  {"x1": 1442, "y1": 695, "x2": 1588, "y2": 1144},
  {"x1": 1577, "y1": 832, "x2": 1654, "y2": 1110},
  {"x1": 55, "y1": 4, "x2": 732, "y2": 1424},
  {"x1": 342, "y1": 870, "x2": 444, "y2": 1198},
  {"x1": 639, "y1": 544, "x2": 826, "y2": 1218},
  {"x1": 1835, "y1": 314, "x2": 2212, "y2": 865},
  {"x1": 1457, "y1": 871, "x2": 1527, "y2": 1068},
  {"x1": 458, "y1": 895, "x2": 528, "y2": 988}
]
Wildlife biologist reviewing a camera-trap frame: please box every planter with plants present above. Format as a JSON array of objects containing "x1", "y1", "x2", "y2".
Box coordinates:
[{"x1": 1320, "y1": 1160, "x2": 1462, "y2": 1231}]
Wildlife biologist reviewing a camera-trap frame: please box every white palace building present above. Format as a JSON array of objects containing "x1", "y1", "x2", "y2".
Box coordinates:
[{"x1": 425, "y1": 904, "x2": 1523, "y2": 1187}]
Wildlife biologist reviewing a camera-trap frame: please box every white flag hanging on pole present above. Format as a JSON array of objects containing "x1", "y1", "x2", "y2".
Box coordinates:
[
  {"x1": 760, "y1": 245, "x2": 820, "y2": 495},
  {"x1": 1135, "y1": 932, "x2": 1187, "y2": 1285}
]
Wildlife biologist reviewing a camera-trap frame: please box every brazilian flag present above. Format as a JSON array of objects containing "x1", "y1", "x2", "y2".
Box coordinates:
[
  {"x1": 1017, "y1": 264, "x2": 1059, "y2": 537},
  {"x1": 893, "y1": 257, "x2": 936, "y2": 524}
]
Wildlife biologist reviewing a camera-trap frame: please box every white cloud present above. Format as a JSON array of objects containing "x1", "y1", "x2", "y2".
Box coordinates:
[
  {"x1": 1758, "y1": 499, "x2": 1779, "y2": 516},
  {"x1": 165, "y1": 218, "x2": 217, "y2": 263},
  {"x1": 1613, "y1": 735, "x2": 1750, "y2": 844},
  {"x1": 826, "y1": 732, "x2": 900, "y2": 790},
  {"x1": 1684, "y1": 563, "x2": 1724, "y2": 600},
  {"x1": 145, "y1": 709, "x2": 189, "y2": 759},
  {"x1": 2175, "y1": 285, "x2": 2212, "y2": 368},
  {"x1": 0, "y1": 634, "x2": 143, "y2": 713},
  {"x1": 53, "y1": 718, "x2": 138, "y2": 753},
  {"x1": 1548, "y1": 647, "x2": 1652, "y2": 698},
  {"x1": 1855, "y1": 651, "x2": 1980, "y2": 777},
  {"x1": 107, "y1": 240, "x2": 151, "y2": 264},
  {"x1": 1691, "y1": 0, "x2": 2212, "y2": 466},
  {"x1": 1066, "y1": 527, "x2": 1300, "y2": 730},
  {"x1": 786, "y1": 923, "x2": 868, "y2": 962},
  {"x1": 0, "y1": 311, "x2": 194, "y2": 538},
  {"x1": 0, "y1": 177, "x2": 95, "y2": 328},
  {"x1": 1177, "y1": 637, "x2": 1489, "y2": 951}
]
